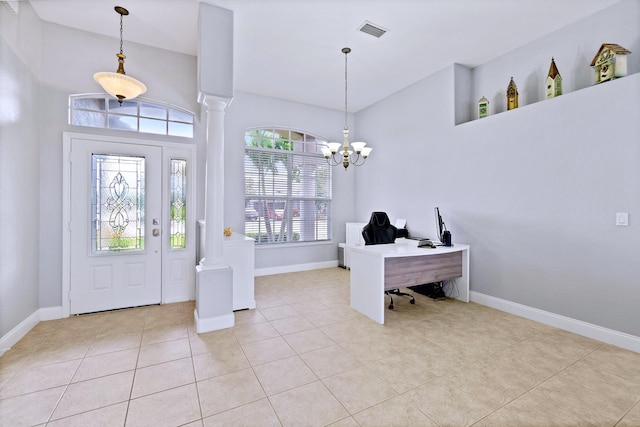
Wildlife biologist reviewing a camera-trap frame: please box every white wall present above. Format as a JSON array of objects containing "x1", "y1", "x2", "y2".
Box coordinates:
[
  {"x1": 0, "y1": 5, "x2": 42, "y2": 337},
  {"x1": 354, "y1": 0, "x2": 640, "y2": 336}
]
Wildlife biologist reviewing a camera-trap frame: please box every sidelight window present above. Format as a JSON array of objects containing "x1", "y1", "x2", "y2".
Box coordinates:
[{"x1": 170, "y1": 159, "x2": 187, "y2": 249}]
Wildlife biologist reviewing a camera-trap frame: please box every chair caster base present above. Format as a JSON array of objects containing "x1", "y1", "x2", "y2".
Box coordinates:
[{"x1": 385, "y1": 289, "x2": 415, "y2": 310}]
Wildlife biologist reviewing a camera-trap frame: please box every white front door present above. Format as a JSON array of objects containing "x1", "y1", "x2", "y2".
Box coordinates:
[{"x1": 69, "y1": 139, "x2": 162, "y2": 314}]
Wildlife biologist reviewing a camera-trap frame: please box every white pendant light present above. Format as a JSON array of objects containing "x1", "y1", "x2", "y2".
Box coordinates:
[
  {"x1": 322, "y1": 47, "x2": 372, "y2": 170},
  {"x1": 94, "y1": 6, "x2": 146, "y2": 104}
]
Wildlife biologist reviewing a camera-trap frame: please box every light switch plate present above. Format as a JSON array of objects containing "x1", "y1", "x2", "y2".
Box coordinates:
[{"x1": 616, "y1": 212, "x2": 629, "y2": 226}]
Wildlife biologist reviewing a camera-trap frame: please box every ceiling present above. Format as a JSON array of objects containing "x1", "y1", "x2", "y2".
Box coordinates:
[{"x1": 26, "y1": 0, "x2": 620, "y2": 112}]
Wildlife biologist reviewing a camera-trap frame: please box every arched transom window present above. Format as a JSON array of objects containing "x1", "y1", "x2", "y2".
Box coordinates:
[{"x1": 69, "y1": 95, "x2": 194, "y2": 138}]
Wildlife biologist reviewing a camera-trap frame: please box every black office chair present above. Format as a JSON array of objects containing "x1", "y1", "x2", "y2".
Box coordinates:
[{"x1": 361, "y1": 212, "x2": 415, "y2": 309}]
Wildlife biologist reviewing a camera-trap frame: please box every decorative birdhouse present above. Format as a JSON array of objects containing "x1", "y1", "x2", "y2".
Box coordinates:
[
  {"x1": 506, "y1": 77, "x2": 518, "y2": 110},
  {"x1": 546, "y1": 58, "x2": 562, "y2": 99},
  {"x1": 478, "y1": 96, "x2": 489, "y2": 119},
  {"x1": 590, "y1": 43, "x2": 632, "y2": 84}
]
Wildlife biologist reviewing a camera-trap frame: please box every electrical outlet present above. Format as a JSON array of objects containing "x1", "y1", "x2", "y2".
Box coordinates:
[{"x1": 616, "y1": 212, "x2": 629, "y2": 226}]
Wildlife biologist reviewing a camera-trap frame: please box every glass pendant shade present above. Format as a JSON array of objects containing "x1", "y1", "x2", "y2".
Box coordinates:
[
  {"x1": 350, "y1": 142, "x2": 366, "y2": 153},
  {"x1": 94, "y1": 71, "x2": 147, "y2": 102},
  {"x1": 321, "y1": 146, "x2": 332, "y2": 157},
  {"x1": 361, "y1": 147, "x2": 373, "y2": 158},
  {"x1": 327, "y1": 142, "x2": 342, "y2": 154}
]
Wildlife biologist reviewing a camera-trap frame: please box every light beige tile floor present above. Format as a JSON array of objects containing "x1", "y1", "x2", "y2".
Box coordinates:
[{"x1": 1, "y1": 267, "x2": 640, "y2": 426}]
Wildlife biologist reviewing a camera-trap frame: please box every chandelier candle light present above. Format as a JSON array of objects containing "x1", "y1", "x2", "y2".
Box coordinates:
[
  {"x1": 322, "y1": 47, "x2": 372, "y2": 170},
  {"x1": 94, "y1": 6, "x2": 147, "y2": 104}
]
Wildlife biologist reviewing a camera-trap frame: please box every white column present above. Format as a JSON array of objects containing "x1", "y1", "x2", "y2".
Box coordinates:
[
  {"x1": 200, "y1": 96, "x2": 227, "y2": 266},
  {"x1": 194, "y1": 96, "x2": 234, "y2": 333},
  {"x1": 194, "y1": 3, "x2": 235, "y2": 333}
]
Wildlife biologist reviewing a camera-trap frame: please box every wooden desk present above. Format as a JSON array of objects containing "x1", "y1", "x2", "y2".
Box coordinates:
[{"x1": 350, "y1": 238, "x2": 469, "y2": 324}]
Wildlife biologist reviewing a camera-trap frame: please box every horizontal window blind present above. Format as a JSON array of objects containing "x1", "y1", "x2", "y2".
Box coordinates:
[{"x1": 244, "y1": 129, "x2": 332, "y2": 245}]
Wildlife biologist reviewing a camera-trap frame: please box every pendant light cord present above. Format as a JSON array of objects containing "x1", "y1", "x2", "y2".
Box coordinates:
[
  {"x1": 344, "y1": 49, "x2": 348, "y2": 131},
  {"x1": 119, "y1": 12, "x2": 124, "y2": 55}
]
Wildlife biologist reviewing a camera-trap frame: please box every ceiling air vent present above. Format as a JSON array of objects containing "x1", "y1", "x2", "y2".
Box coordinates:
[{"x1": 358, "y1": 21, "x2": 387, "y2": 38}]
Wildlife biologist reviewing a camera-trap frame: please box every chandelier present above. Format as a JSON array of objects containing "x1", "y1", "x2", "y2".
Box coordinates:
[
  {"x1": 94, "y1": 6, "x2": 147, "y2": 104},
  {"x1": 322, "y1": 47, "x2": 372, "y2": 170}
]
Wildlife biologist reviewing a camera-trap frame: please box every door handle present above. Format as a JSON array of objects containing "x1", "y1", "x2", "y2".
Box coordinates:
[{"x1": 153, "y1": 228, "x2": 160, "y2": 237}]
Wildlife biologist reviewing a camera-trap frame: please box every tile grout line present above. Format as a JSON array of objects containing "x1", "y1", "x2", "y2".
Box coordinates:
[
  {"x1": 44, "y1": 318, "x2": 100, "y2": 425},
  {"x1": 121, "y1": 324, "x2": 146, "y2": 427},
  {"x1": 187, "y1": 327, "x2": 205, "y2": 426}
]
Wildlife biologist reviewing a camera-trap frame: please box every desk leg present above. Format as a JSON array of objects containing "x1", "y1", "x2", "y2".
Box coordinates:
[
  {"x1": 350, "y1": 250, "x2": 385, "y2": 324},
  {"x1": 456, "y1": 247, "x2": 469, "y2": 303}
]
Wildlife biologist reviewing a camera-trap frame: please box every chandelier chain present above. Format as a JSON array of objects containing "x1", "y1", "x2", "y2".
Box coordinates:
[
  {"x1": 344, "y1": 49, "x2": 348, "y2": 130},
  {"x1": 119, "y1": 12, "x2": 124, "y2": 55}
]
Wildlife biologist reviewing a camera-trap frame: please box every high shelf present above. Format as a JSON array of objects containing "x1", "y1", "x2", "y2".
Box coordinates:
[{"x1": 454, "y1": 65, "x2": 640, "y2": 126}]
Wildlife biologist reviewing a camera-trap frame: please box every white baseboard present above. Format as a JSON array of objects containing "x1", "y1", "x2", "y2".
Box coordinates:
[
  {"x1": 255, "y1": 260, "x2": 338, "y2": 277},
  {"x1": 0, "y1": 311, "x2": 39, "y2": 356},
  {"x1": 162, "y1": 296, "x2": 193, "y2": 305},
  {"x1": 470, "y1": 291, "x2": 640, "y2": 354},
  {"x1": 0, "y1": 306, "x2": 63, "y2": 356},
  {"x1": 39, "y1": 306, "x2": 63, "y2": 321}
]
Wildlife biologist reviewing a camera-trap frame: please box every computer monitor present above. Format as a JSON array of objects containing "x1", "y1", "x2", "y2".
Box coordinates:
[{"x1": 434, "y1": 207, "x2": 445, "y2": 242}]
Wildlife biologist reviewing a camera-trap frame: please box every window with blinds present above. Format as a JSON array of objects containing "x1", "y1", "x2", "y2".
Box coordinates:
[{"x1": 244, "y1": 128, "x2": 332, "y2": 245}]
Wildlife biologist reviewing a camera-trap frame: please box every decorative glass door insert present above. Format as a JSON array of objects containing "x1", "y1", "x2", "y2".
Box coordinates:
[
  {"x1": 170, "y1": 159, "x2": 187, "y2": 249},
  {"x1": 91, "y1": 154, "x2": 146, "y2": 252}
]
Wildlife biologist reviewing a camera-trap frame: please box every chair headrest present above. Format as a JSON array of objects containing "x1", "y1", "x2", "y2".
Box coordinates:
[{"x1": 369, "y1": 212, "x2": 391, "y2": 227}]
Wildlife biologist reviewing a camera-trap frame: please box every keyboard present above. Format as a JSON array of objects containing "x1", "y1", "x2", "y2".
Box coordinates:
[{"x1": 417, "y1": 239, "x2": 436, "y2": 248}]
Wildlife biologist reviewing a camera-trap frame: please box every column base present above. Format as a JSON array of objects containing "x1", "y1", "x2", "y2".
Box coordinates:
[
  {"x1": 194, "y1": 308, "x2": 234, "y2": 333},
  {"x1": 195, "y1": 264, "x2": 234, "y2": 333}
]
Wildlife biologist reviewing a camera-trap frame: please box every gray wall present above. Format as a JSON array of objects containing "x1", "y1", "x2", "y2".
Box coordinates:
[
  {"x1": 0, "y1": 4, "x2": 42, "y2": 337},
  {"x1": 354, "y1": 0, "x2": 640, "y2": 336}
]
